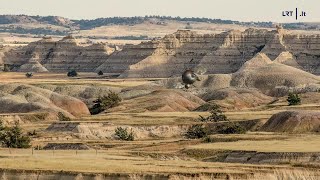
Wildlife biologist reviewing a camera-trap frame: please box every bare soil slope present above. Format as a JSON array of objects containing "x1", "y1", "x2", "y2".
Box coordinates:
[
  {"x1": 261, "y1": 111, "x2": 320, "y2": 133},
  {"x1": 0, "y1": 84, "x2": 90, "y2": 118},
  {"x1": 200, "y1": 88, "x2": 275, "y2": 110},
  {"x1": 231, "y1": 53, "x2": 320, "y2": 95},
  {"x1": 109, "y1": 89, "x2": 205, "y2": 113}
]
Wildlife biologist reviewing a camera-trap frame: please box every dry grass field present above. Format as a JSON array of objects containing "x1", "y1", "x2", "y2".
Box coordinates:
[
  {"x1": 0, "y1": 72, "x2": 152, "y2": 87},
  {"x1": 2, "y1": 147, "x2": 310, "y2": 180},
  {"x1": 189, "y1": 134, "x2": 320, "y2": 152}
]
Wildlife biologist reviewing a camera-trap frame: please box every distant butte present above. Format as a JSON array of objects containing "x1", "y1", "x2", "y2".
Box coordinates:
[{"x1": 1, "y1": 28, "x2": 320, "y2": 77}]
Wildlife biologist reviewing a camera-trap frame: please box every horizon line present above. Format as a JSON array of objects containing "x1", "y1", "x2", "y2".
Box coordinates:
[{"x1": 1, "y1": 13, "x2": 317, "y2": 24}]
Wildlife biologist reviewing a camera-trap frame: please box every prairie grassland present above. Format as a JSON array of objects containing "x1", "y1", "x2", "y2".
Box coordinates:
[
  {"x1": 77, "y1": 112, "x2": 206, "y2": 125},
  {"x1": 76, "y1": 110, "x2": 276, "y2": 125},
  {"x1": 204, "y1": 132, "x2": 291, "y2": 142},
  {"x1": 189, "y1": 134, "x2": 320, "y2": 152},
  {"x1": 0, "y1": 148, "x2": 290, "y2": 175},
  {"x1": 0, "y1": 72, "x2": 153, "y2": 87}
]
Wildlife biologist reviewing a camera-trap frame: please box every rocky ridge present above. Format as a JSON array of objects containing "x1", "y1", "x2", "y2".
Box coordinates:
[
  {"x1": 3, "y1": 36, "x2": 115, "y2": 72},
  {"x1": 2, "y1": 28, "x2": 320, "y2": 78},
  {"x1": 107, "y1": 28, "x2": 320, "y2": 77}
]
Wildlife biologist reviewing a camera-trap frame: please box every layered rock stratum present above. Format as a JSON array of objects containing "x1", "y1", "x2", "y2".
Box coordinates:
[
  {"x1": 3, "y1": 36, "x2": 114, "y2": 72},
  {"x1": 2, "y1": 28, "x2": 320, "y2": 79},
  {"x1": 0, "y1": 84, "x2": 90, "y2": 119},
  {"x1": 104, "y1": 28, "x2": 320, "y2": 77}
]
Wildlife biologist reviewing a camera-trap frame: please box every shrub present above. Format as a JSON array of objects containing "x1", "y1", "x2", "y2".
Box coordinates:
[
  {"x1": 198, "y1": 103, "x2": 227, "y2": 122},
  {"x1": 25, "y1": 72, "x2": 33, "y2": 78},
  {"x1": 3, "y1": 65, "x2": 10, "y2": 72},
  {"x1": 67, "y1": 70, "x2": 78, "y2": 77},
  {"x1": 27, "y1": 130, "x2": 37, "y2": 136},
  {"x1": 217, "y1": 123, "x2": 246, "y2": 134},
  {"x1": 185, "y1": 124, "x2": 208, "y2": 139},
  {"x1": 287, "y1": 93, "x2": 301, "y2": 106},
  {"x1": 97, "y1": 70, "x2": 104, "y2": 76},
  {"x1": 0, "y1": 122, "x2": 31, "y2": 148},
  {"x1": 89, "y1": 91, "x2": 122, "y2": 115},
  {"x1": 57, "y1": 112, "x2": 71, "y2": 121},
  {"x1": 114, "y1": 127, "x2": 134, "y2": 141}
]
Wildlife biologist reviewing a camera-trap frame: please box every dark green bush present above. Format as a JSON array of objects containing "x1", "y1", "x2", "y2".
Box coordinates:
[
  {"x1": 97, "y1": 71, "x2": 104, "y2": 76},
  {"x1": 67, "y1": 70, "x2": 78, "y2": 77},
  {"x1": 25, "y1": 72, "x2": 33, "y2": 78},
  {"x1": 114, "y1": 127, "x2": 134, "y2": 141},
  {"x1": 217, "y1": 123, "x2": 246, "y2": 134},
  {"x1": 89, "y1": 91, "x2": 122, "y2": 115},
  {"x1": 185, "y1": 125, "x2": 208, "y2": 139},
  {"x1": 287, "y1": 93, "x2": 301, "y2": 106},
  {"x1": 0, "y1": 122, "x2": 31, "y2": 148}
]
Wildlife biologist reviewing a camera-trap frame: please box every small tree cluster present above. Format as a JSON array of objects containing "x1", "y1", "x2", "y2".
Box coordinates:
[
  {"x1": 67, "y1": 70, "x2": 78, "y2": 77},
  {"x1": 89, "y1": 91, "x2": 122, "y2": 115},
  {"x1": 287, "y1": 93, "x2": 301, "y2": 106},
  {"x1": 198, "y1": 103, "x2": 227, "y2": 122},
  {"x1": 185, "y1": 125, "x2": 208, "y2": 139},
  {"x1": 25, "y1": 72, "x2": 33, "y2": 78},
  {"x1": 0, "y1": 122, "x2": 31, "y2": 148},
  {"x1": 114, "y1": 127, "x2": 134, "y2": 141}
]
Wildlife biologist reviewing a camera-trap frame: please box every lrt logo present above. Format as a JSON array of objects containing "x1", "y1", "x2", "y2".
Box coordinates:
[{"x1": 282, "y1": 8, "x2": 307, "y2": 20}]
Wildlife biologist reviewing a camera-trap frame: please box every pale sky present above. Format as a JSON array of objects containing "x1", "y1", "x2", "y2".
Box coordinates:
[{"x1": 0, "y1": 0, "x2": 318, "y2": 22}]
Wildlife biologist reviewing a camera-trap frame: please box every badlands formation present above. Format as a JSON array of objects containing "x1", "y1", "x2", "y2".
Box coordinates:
[
  {"x1": 0, "y1": 84, "x2": 90, "y2": 118},
  {"x1": 104, "y1": 28, "x2": 320, "y2": 77},
  {"x1": 1, "y1": 28, "x2": 320, "y2": 179},
  {"x1": 1, "y1": 27, "x2": 320, "y2": 77},
  {"x1": 2, "y1": 35, "x2": 115, "y2": 72},
  {"x1": 1, "y1": 28, "x2": 320, "y2": 123}
]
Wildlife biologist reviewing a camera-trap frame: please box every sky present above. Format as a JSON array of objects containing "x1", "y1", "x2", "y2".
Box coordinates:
[{"x1": 0, "y1": 0, "x2": 318, "y2": 22}]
